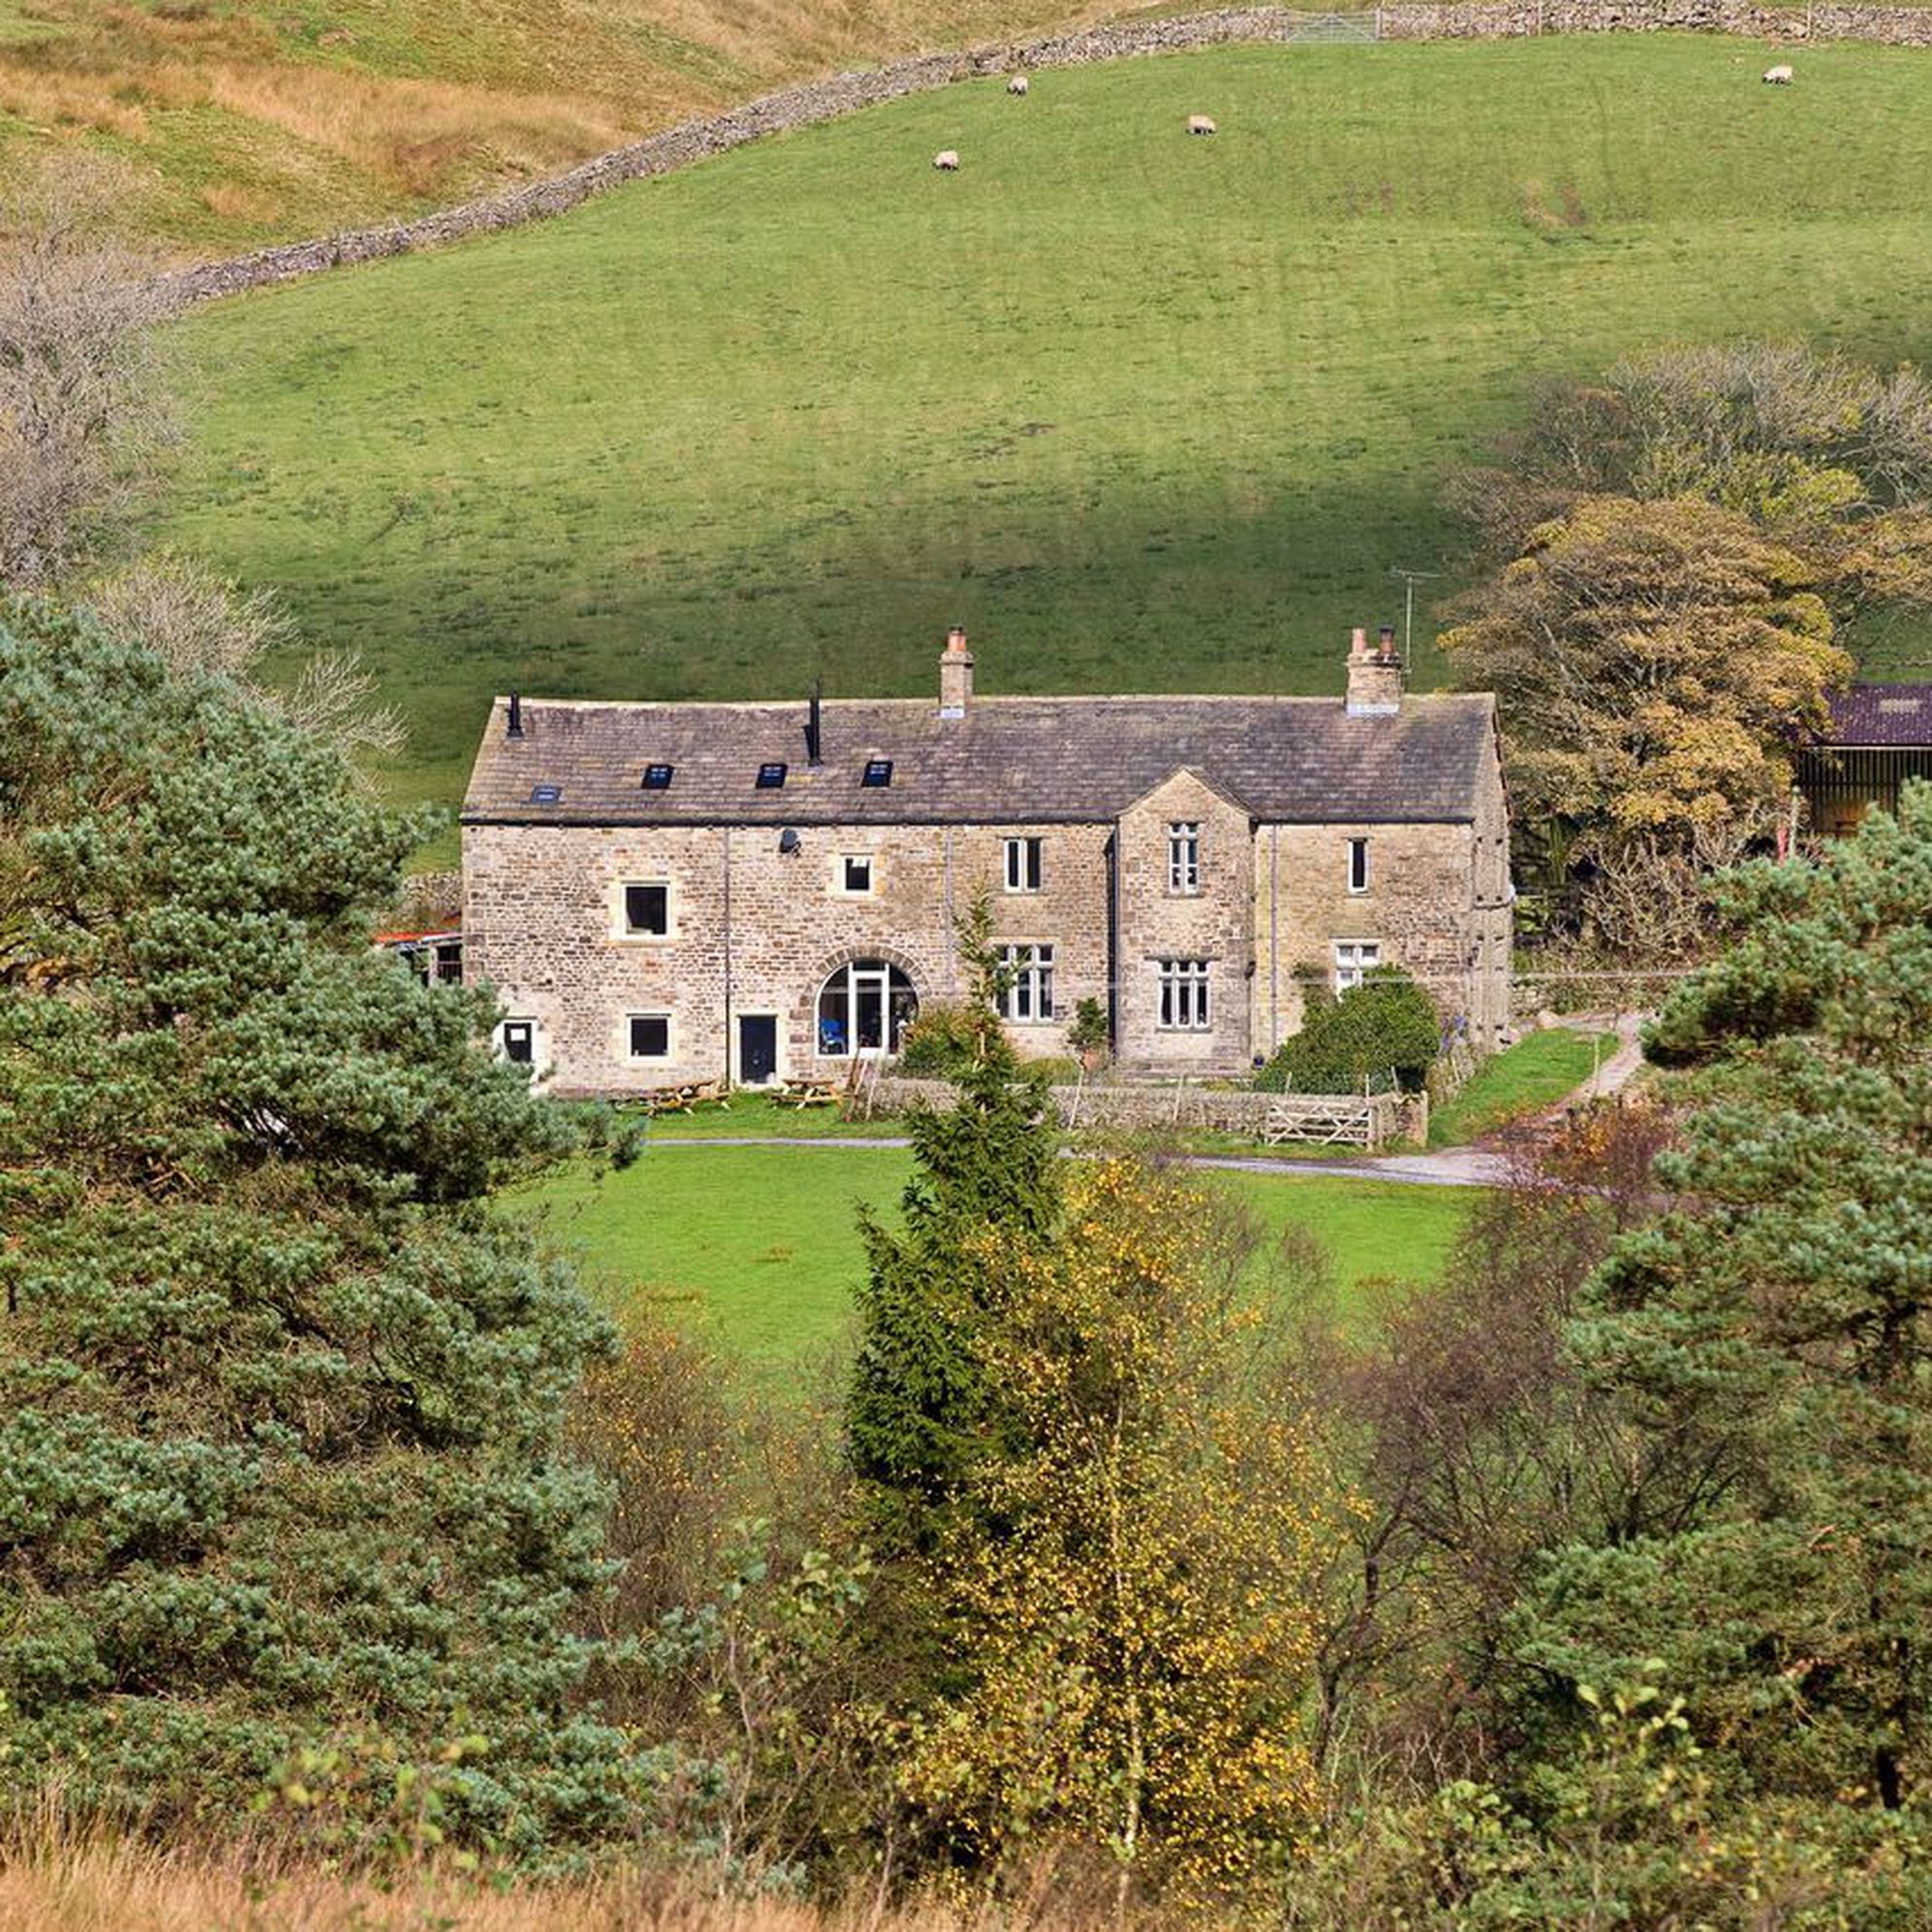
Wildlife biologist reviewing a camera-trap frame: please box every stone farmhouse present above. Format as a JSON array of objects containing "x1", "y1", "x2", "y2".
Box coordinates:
[{"x1": 460, "y1": 627, "x2": 1512, "y2": 1095}]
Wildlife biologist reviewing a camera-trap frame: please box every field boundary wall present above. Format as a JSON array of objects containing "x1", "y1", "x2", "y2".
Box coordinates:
[
  {"x1": 157, "y1": 2, "x2": 1925, "y2": 306},
  {"x1": 866, "y1": 1073, "x2": 1426, "y2": 1147}
]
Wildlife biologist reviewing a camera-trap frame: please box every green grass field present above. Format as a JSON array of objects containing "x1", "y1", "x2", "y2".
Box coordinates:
[
  {"x1": 156, "y1": 35, "x2": 1932, "y2": 833},
  {"x1": 1429, "y1": 1025, "x2": 1621, "y2": 1146},
  {"x1": 521, "y1": 1143, "x2": 1474, "y2": 1370}
]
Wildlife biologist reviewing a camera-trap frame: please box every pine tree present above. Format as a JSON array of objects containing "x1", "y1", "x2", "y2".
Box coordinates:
[
  {"x1": 1509, "y1": 781, "x2": 1932, "y2": 1832},
  {"x1": 0, "y1": 600, "x2": 640, "y2": 1857},
  {"x1": 845, "y1": 900, "x2": 1059, "y2": 1554}
]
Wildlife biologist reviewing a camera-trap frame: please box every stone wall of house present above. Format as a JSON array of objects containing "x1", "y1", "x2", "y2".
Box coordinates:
[
  {"x1": 1252, "y1": 817, "x2": 1482, "y2": 1050},
  {"x1": 161, "y1": 3, "x2": 1922, "y2": 309},
  {"x1": 1466, "y1": 716, "x2": 1515, "y2": 1044},
  {"x1": 462, "y1": 815, "x2": 1117, "y2": 1093},
  {"x1": 1114, "y1": 773, "x2": 1256, "y2": 1077}
]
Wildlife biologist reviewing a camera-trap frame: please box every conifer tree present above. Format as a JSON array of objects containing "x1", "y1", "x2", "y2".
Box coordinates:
[
  {"x1": 1509, "y1": 781, "x2": 1932, "y2": 1831},
  {"x1": 845, "y1": 899, "x2": 1059, "y2": 1554},
  {"x1": 0, "y1": 601, "x2": 639, "y2": 1856}
]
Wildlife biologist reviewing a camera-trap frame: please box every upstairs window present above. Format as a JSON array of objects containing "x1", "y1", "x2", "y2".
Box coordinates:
[
  {"x1": 1334, "y1": 941, "x2": 1382, "y2": 992},
  {"x1": 1004, "y1": 836, "x2": 1044, "y2": 893},
  {"x1": 1157, "y1": 957, "x2": 1211, "y2": 1030},
  {"x1": 998, "y1": 943, "x2": 1055, "y2": 1023},
  {"x1": 756, "y1": 762, "x2": 787, "y2": 789},
  {"x1": 841, "y1": 855, "x2": 874, "y2": 895},
  {"x1": 641, "y1": 764, "x2": 674, "y2": 791},
  {"x1": 1167, "y1": 821, "x2": 1200, "y2": 894},
  {"x1": 1348, "y1": 837, "x2": 1369, "y2": 894},
  {"x1": 861, "y1": 758, "x2": 893, "y2": 789},
  {"x1": 622, "y1": 881, "x2": 670, "y2": 937}
]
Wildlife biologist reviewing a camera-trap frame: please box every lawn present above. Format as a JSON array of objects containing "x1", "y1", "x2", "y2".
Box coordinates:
[
  {"x1": 156, "y1": 34, "x2": 1932, "y2": 844},
  {"x1": 1430, "y1": 1025, "x2": 1621, "y2": 1146},
  {"x1": 521, "y1": 1143, "x2": 1475, "y2": 1370}
]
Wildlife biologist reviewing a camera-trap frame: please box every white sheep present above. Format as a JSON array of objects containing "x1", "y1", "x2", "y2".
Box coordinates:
[
  {"x1": 1007, "y1": 74, "x2": 1029, "y2": 96},
  {"x1": 1763, "y1": 63, "x2": 1793, "y2": 83},
  {"x1": 933, "y1": 150, "x2": 960, "y2": 170},
  {"x1": 1187, "y1": 114, "x2": 1218, "y2": 136}
]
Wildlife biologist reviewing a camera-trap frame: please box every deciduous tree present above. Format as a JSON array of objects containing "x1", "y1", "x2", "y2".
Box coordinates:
[{"x1": 1441, "y1": 495, "x2": 1848, "y2": 892}]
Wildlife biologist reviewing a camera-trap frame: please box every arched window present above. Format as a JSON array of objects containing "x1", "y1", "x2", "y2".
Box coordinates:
[{"x1": 816, "y1": 959, "x2": 918, "y2": 1057}]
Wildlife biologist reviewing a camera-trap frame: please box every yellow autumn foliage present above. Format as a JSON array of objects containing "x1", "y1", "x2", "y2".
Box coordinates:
[{"x1": 897, "y1": 1161, "x2": 1345, "y2": 1898}]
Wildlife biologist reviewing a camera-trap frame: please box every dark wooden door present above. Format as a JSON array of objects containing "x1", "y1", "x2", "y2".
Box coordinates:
[{"x1": 739, "y1": 1015, "x2": 777, "y2": 1085}]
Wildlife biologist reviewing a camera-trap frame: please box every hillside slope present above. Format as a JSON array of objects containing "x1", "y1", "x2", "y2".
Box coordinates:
[
  {"x1": 156, "y1": 37, "x2": 1932, "y2": 818},
  {"x1": 0, "y1": 0, "x2": 1129, "y2": 249}
]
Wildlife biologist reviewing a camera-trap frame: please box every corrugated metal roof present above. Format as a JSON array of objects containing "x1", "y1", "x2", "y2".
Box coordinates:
[
  {"x1": 461, "y1": 692, "x2": 1498, "y2": 827},
  {"x1": 1825, "y1": 683, "x2": 1932, "y2": 748}
]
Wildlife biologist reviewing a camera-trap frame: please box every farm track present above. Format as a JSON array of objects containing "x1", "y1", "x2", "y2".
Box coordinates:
[{"x1": 641, "y1": 1133, "x2": 1510, "y2": 1187}]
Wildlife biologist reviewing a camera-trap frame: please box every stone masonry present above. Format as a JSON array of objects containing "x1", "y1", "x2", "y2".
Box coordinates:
[{"x1": 460, "y1": 628, "x2": 1512, "y2": 1096}]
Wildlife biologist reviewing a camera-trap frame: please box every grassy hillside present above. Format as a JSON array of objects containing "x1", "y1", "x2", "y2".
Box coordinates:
[
  {"x1": 0, "y1": 0, "x2": 1149, "y2": 250},
  {"x1": 155, "y1": 37, "x2": 1932, "y2": 821}
]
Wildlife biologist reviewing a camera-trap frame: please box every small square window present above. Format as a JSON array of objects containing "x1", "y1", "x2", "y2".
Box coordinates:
[
  {"x1": 842, "y1": 855, "x2": 874, "y2": 894},
  {"x1": 861, "y1": 758, "x2": 893, "y2": 788},
  {"x1": 641, "y1": 763, "x2": 673, "y2": 791},
  {"x1": 756, "y1": 762, "x2": 787, "y2": 789},
  {"x1": 1334, "y1": 941, "x2": 1382, "y2": 993},
  {"x1": 530, "y1": 784, "x2": 562, "y2": 806},
  {"x1": 623, "y1": 882, "x2": 670, "y2": 936},
  {"x1": 628, "y1": 1014, "x2": 671, "y2": 1060},
  {"x1": 501, "y1": 1019, "x2": 535, "y2": 1064}
]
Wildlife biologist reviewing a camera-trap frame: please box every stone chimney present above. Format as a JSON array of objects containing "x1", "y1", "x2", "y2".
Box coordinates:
[
  {"x1": 1345, "y1": 623, "x2": 1403, "y2": 716},
  {"x1": 939, "y1": 624, "x2": 974, "y2": 718}
]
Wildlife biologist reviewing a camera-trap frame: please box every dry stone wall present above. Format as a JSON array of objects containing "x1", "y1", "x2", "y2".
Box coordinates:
[{"x1": 159, "y1": 1, "x2": 1931, "y2": 308}]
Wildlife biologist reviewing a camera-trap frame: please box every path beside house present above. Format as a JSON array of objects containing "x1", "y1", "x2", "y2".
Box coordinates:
[
  {"x1": 644, "y1": 1133, "x2": 1510, "y2": 1189},
  {"x1": 1539, "y1": 1012, "x2": 1650, "y2": 1117}
]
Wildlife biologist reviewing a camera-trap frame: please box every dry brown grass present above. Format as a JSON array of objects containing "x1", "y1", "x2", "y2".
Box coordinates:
[
  {"x1": 0, "y1": 1819, "x2": 1142, "y2": 1932},
  {"x1": 0, "y1": 0, "x2": 1133, "y2": 247}
]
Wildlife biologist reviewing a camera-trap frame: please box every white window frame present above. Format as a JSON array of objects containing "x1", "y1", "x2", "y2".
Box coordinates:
[
  {"x1": 1347, "y1": 837, "x2": 1369, "y2": 895},
  {"x1": 625, "y1": 1011, "x2": 674, "y2": 1062},
  {"x1": 1003, "y1": 836, "x2": 1044, "y2": 894},
  {"x1": 617, "y1": 879, "x2": 672, "y2": 940},
  {"x1": 1333, "y1": 941, "x2": 1382, "y2": 993},
  {"x1": 1167, "y1": 821, "x2": 1201, "y2": 895},
  {"x1": 997, "y1": 942, "x2": 1055, "y2": 1023},
  {"x1": 836, "y1": 853, "x2": 876, "y2": 896},
  {"x1": 1156, "y1": 957, "x2": 1212, "y2": 1031}
]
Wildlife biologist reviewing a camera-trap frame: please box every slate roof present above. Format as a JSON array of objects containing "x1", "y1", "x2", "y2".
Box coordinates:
[
  {"x1": 1824, "y1": 683, "x2": 1932, "y2": 749},
  {"x1": 463, "y1": 692, "x2": 1498, "y2": 827}
]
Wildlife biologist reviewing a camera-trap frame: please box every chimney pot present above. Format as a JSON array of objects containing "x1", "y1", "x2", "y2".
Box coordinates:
[
  {"x1": 939, "y1": 624, "x2": 975, "y2": 718},
  {"x1": 1345, "y1": 623, "x2": 1404, "y2": 716},
  {"x1": 506, "y1": 691, "x2": 524, "y2": 739}
]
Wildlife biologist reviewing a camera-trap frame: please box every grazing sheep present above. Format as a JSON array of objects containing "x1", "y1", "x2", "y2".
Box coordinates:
[
  {"x1": 1188, "y1": 114, "x2": 1218, "y2": 136},
  {"x1": 1007, "y1": 74, "x2": 1029, "y2": 96},
  {"x1": 1763, "y1": 63, "x2": 1793, "y2": 83},
  {"x1": 933, "y1": 150, "x2": 960, "y2": 170}
]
